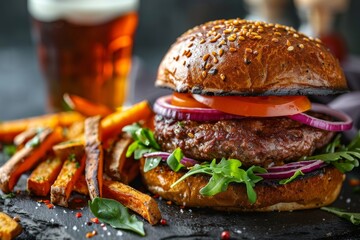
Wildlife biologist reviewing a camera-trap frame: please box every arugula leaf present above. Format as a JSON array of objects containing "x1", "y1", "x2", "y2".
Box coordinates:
[
  {"x1": 279, "y1": 170, "x2": 304, "y2": 184},
  {"x1": 171, "y1": 158, "x2": 266, "y2": 204},
  {"x1": 123, "y1": 124, "x2": 160, "y2": 160},
  {"x1": 321, "y1": 207, "x2": 360, "y2": 225},
  {"x1": 89, "y1": 197, "x2": 145, "y2": 236},
  {"x1": 0, "y1": 192, "x2": 16, "y2": 199},
  {"x1": 166, "y1": 148, "x2": 184, "y2": 172},
  {"x1": 304, "y1": 132, "x2": 360, "y2": 173},
  {"x1": 144, "y1": 157, "x2": 162, "y2": 172}
]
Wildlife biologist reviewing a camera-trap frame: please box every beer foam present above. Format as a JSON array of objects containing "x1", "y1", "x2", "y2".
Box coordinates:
[{"x1": 28, "y1": 0, "x2": 139, "y2": 24}]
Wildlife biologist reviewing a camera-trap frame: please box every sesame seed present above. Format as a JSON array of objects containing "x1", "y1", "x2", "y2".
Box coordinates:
[
  {"x1": 213, "y1": 56, "x2": 219, "y2": 64},
  {"x1": 253, "y1": 50, "x2": 258, "y2": 55},
  {"x1": 188, "y1": 43, "x2": 193, "y2": 48},
  {"x1": 186, "y1": 51, "x2": 192, "y2": 58},
  {"x1": 303, "y1": 38, "x2": 309, "y2": 42},
  {"x1": 229, "y1": 47, "x2": 237, "y2": 52},
  {"x1": 316, "y1": 43, "x2": 321, "y2": 47},
  {"x1": 233, "y1": 20, "x2": 239, "y2": 25},
  {"x1": 173, "y1": 55, "x2": 179, "y2": 61},
  {"x1": 218, "y1": 49, "x2": 224, "y2": 56},
  {"x1": 203, "y1": 54, "x2": 210, "y2": 61},
  {"x1": 298, "y1": 44, "x2": 304, "y2": 49},
  {"x1": 201, "y1": 71, "x2": 207, "y2": 78},
  {"x1": 212, "y1": 51, "x2": 217, "y2": 57},
  {"x1": 274, "y1": 32, "x2": 281, "y2": 36},
  {"x1": 227, "y1": 36, "x2": 236, "y2": 42},
  {"x1": 220, "y1": 74, "x2": 226, "y2": 80},
  {"x1": 183, "y1": 61, "x2": 186, "y2": 66},
  {"x1": 233, "y1": 28, "x2": 239, "y2": 32},
  {"x1": 245, "y1": 48, "x2": 252, "y2": 53},
  {"x1": 257, "y1": 28, "x2": 264, "y2": 33},
  {"x1": 287, "y1": 46, "x2": 294, "y2": 51},
  {"x1": 254, "y1": 35, "x2": 262, "y2": 39},
  {"x1": 200, "y1": 39, "x2": 206, "y2": 44},
  {"x1": 286, "y1": 40, "x2": 291, "y2": 46},
  {"x1": 238, "y1": 36, "x2": 245, "y2": 41},
  {"x1": 315, "y1": 38, "x2": 322, "y2": 43},
  {"x1": 309, "y1": 36, "x2": 314, "y2": 41},
  {"x1": 223, "y1": 29, "x2": 232, "y2": 34},
  {"x1": 205, "y1": 63, "x2": 212, "y2": 69},
  {"x1": 190, "y1": 36, "x2": 195, "y2": 41},
  {"x1": 272, "y1": 38, "x2": 279, "y2": 43},
  {"x1": 293, "y1": 33, "x2": 299, "y2": 38}
]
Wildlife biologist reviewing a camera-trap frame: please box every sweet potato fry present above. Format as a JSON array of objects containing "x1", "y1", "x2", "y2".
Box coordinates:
[
  {"x1": 0, "y1": 128, "x2": 63, "y2": 193},
  {"x1": 51, "y1": 155, "x2": 86, "y2": 207},
  {"x1": 63, "y1": 93, "x2": 113, "y2": 117},
  {"x1": 0, "y1": 212, "x2": 22, "y2": 240},
  {"x1": 85, "y1": 116, "x2": 103, "y2": 200},
  {"x1": 101, "y1": 101, "x2": 152, "y2": 140},
  {"x1": 105, "y1": 134, "x2": 139, "y2": 184},
  {"x1": 0, "y1": 111, "x2": 83, "y2": 143},
  {"x1": 13, "y1": 128, "x2": 38, "y2": 147},
  {"x1": 27, "y1": 157, "x2": 63, "y2": 196},
  {"x1": 103, "y1": 179, "x2": 162, "y2": 225},
  {"x1": 64, "y1": 121, "x2": 84, "y2": 140},
  {"x1": 73, "y1": 175, "x2": 89, "y2": 196},
  {"x1": 53, "y1": 139, "x2": 85, "y2": 161}
]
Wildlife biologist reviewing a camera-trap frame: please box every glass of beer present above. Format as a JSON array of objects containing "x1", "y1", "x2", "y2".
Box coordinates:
[{"x1": 28, "y1": 0, "x2": 139, "y2": 112}]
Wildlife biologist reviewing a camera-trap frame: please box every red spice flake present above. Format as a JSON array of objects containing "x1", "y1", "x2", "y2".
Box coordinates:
[
  {"x1": 43, "y1": 200, "x2": 51, "y2": 204},
  {"x1": 73, "y1": 198, "x2": 85, "y2": 203},
  {"x1": 160, "y1": 219, "x2": 167, "y2": 225},
  {"x1": 46, "y1": 203, "x2": 54, "y2": 209},
  {"x1": 349, "y1": 178, "x2": 360, "y2": 186},
  {"x1": 85, "y1": 230, "x2": 97, "y2": 238},
  {"x1": 91, "y1": 217, "x2": 100, "y2": 224},
  {"x1": 221, "y1": 230, "x2": 231, "y2": 240},
  {"x1": 75, "y1": 212, "x2": 82, "y2": 218}
]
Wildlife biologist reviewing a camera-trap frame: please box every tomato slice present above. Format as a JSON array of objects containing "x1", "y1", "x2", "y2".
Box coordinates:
[
  {"x1": 192, "y1": 95, "x2": 311, "y2": 117},
  {"x1": 171, "y1": 93, "x2": 208, "y2": 108}
]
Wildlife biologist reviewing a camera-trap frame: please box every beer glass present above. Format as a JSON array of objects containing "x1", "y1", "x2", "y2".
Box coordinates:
[{"x1": 28, "y1": 0, "x2": 139, "y2": 112}]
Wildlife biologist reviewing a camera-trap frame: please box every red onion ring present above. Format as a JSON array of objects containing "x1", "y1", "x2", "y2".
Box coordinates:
[
  {"x1": 153, "y1": 95, "x2": 244, "y2": 121},
  {"x1": 256, "y1": 160, "x2": 327, "y2": 179},
  {"x1": 288, "y1": 103, "x2": 353, "y2": 131}
]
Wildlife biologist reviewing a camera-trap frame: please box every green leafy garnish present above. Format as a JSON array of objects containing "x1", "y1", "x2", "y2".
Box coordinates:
[
  {"x1": 279, "y1": 170, "x2": 304, "y2": 184},
  {"x1": 123, "y1": 123, "x2": 160, "y2": 158},
  {"x1": 3, "y1": 145, "x2": 16, "y2": 157},
  {"x1": 321, "y1": 207, "x2": 360, "y2": 225},
  {"x1": 89, "y1": 197, "x2": 145, "y2": 236},
  {"x1": 25, "y1": 135, "x2": 41, "y2": 148},
  {"x1": 143, "y1": 157, "x2": 162, "y2": 172},
  {"x1": 69, "y1": 153, "x2": 76, "y2": 161},
  {"x1": 303, "y1": 133, "x2": 360, "y2": 173},
  {"x1": 166, "y1": 148, "x2": 184, "y2": 172},
  {"x1": 171, "y1": 158, "x2": 266, "y2": 204},
  {"x1": 1, "y1": 192, "x2": 16, "y2": 199}
]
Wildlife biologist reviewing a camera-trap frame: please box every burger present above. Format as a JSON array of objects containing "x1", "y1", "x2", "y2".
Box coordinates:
[{"x1": 128, "y1": 19, "x2": 358, "y2": 211}]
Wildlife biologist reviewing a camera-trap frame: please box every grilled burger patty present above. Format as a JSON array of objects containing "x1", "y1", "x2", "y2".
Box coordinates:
[{"x1": 154, "y1": 115, "x2": 334, "y2": 168}]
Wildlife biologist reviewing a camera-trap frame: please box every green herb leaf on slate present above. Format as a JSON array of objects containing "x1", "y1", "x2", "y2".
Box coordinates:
[
  {"x1": 321, "y1": 207, "x2": 360, "y2": 225},
  {"x1": 89, "y1": 197, "x2": 145, "y2": 236}
]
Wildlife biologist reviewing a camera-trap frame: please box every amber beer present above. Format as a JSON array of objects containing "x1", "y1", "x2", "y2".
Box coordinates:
[{"x1": 28, "y1": 0, "x2": 139, "y2": 112}]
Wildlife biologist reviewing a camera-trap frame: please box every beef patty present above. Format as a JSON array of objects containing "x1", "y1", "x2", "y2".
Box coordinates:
[{"x1": 154, "y1": 115, "x2": 334, "y2": 168}]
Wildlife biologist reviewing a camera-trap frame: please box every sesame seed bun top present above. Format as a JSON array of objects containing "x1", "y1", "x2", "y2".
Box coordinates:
[{"x1": 155, "y1": 18, "x2": 347, "y2": 96}]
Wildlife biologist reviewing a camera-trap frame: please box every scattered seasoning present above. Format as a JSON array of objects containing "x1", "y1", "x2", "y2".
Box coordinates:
[
  {"x1": 91, "y1": 217, "x2": 100, "y2": 224},
  {"x1": 86, "y1": 230, "x2": 97, "y2": 238},
  {"x1": 245, "y1": 48, "x2": 252, "y2": 53},
  {"x1": 213, "y1": 56, "x2": 219, "y2": 64},
  {"x1": 75, "y1": 212, "x2": 82, "y2": 218},
  {"x1": 166, "y1": 201, "x2": 172, "y2": 205},
  {"x1": 274, "y1": 32, "x2": 281, "y2": 36},
  {"x1": 238, "y1": 36, "x2": 245, "y2": 41},
  {"x1": 229, "y1": 47, "x2": 237, "y2": 52},
  {"x1": 190, "y1": 36, "x2": 195, "y2": 41},
  {"x1": 160, "y1": 219, "x2": 167, "y2": 226},
  {"x1": 287, "y1": 46, "x2": 294, "y2": 51},
  {"x1": 221, "y1": 230, "x2": 231, "y2": 240},
  {"x1": 293, "y1": 33, "x2": 299, "y2": 38},
  {"x1": 187, "y1": 43, "x2": 193, "y2": 48},
  {"x1": 286, "y1": 40, "x2": 291, "y2": 46},
  {"x1": 200, "y1": 39, "x2": 206, "y2": 44},
  {"x1": 218, "y1": 49, "x2": 224, "y2": 57},
  {"x1": 46, "y1": 203, "x2": 54, "y2": 209},
  {"x1": 272, "y1": 38, "x2": 279, "y2": 43}
]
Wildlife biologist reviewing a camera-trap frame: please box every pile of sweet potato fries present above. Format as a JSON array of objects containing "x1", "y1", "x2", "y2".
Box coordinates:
[{"x1": 0, "y1": 94, "x2": 162, "y2": 228}]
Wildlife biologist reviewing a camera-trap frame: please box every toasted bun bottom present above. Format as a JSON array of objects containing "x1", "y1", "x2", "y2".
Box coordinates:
[{"x1": 140, "y1": 159, "x2": 345, "y2": 211}]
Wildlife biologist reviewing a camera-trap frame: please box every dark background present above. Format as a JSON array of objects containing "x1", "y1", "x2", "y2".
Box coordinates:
[{"x1": 0, "y1": 0, "x2": 360, "y2": 120}]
